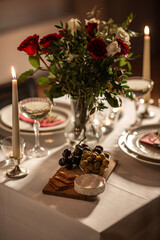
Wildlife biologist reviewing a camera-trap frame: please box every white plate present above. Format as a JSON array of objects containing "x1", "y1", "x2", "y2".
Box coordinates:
[
  {"x1": 0, "y1": 104, "x2": 71, "y2": 132},
  {"x1": 124, "y1": 125, "x2": 160, "y2": 161},
  {"x1": 118, "y1": 133, "x2": 160, "y2": 166}
]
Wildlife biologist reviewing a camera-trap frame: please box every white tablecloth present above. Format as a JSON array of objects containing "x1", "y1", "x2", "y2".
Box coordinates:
[{"x1": 0, "y1": 98, "x2": 160, "y2": 240}]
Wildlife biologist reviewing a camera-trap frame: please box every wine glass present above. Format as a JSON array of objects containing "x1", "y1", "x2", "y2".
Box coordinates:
[
  {"x1": 126, "y1": 77, "x2": 154, "y2": 127},
  {"x1": 139, "y1": 80, "x2": 154, "y2": 119},
  {"x1": 19, "y1": 97, "x2": 52, "y2": 158}
]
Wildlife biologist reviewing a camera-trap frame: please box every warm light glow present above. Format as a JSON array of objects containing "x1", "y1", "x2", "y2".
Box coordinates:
[
  {"x1": 140, "y1": 98, "x2": 145, "y2": 104},
  {"x1": 102, "y1": 118, "x2": 113, "y2": 126},
  {"x1": 105, "y1": 119, "x2": 112, "y2": 126},
  {"x1": 45, "y1": 139, "x2": 54, "y2": 143},
  {"x1": 112, "y1": 107, "x2": 120, "y2": 113},
  {"x1": 144, "y1": 26, "x2": 149, "y2": 35},
  {"x1": 11, "y1": 66, "x2": 16, "y2": 79}
]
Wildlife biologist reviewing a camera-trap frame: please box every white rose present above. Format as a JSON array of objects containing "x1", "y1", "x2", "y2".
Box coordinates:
[
  {"x1": 115, "y1": 27, "x2": 130, "y2": 46},
  {"x1": 85, "y1": 18, "x2": 100, "y2": 25},
  {"x1": 106, "y1": 41, "x2": 121, "y2": 56},
  {"x1": 67, "y1": 18, "x2": 81, "y2": 35}
]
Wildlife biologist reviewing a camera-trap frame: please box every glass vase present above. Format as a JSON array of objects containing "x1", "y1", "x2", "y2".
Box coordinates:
[{"x1": 65, "y1": 97, "x2": 102, "y2": 147}]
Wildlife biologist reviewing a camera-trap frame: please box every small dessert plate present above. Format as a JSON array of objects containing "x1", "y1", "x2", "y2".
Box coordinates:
[{"x1": 74, "y1": 174, "x2": 106, "y2": 196}]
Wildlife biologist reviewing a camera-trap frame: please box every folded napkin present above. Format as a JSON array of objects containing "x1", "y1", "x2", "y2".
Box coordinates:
[
  {"x1": 140, "y1": 132, "x2": 160, "y2": 148},
  {"x1": 19, "y1": 113, "x2": 64, "y2": 127}
]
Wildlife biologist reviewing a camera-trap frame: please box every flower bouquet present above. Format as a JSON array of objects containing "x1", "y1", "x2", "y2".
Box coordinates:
[{"x1": 17, "y1": 8, "x2": 137, "y2": 144}]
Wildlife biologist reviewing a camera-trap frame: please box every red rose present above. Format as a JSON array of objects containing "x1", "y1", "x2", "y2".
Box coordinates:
[
  {"x1": 17, "y1": 34, "x2": 39, "y2": 55},
  {"x1": 40, "y1": 33, "x2": 61, "y2": 53},
  {"x1": 86, "y1": 22, "x2": 98, "y2": 36},
  {"x1": 116, "y1": 39, "x2": 129, "y2": 56},
  {"x1": 87, "y1": 38, "x2": 107, "y2": 59}
]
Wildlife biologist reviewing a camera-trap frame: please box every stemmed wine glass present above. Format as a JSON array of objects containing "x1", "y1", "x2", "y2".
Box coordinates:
[
  {"x1": 126, "y1": 77, "x2": 154, "y2": 127},
  {"x1": 139, "y1": 80, "x2": 154, "y2": 118},
  {"x1": 19, "y1": 97, "x2": 52, "y2": 158}
]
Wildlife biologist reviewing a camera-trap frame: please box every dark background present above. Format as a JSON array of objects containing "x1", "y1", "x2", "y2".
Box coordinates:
[{"x1": 0, "y1": 0, "x2": 159, "y2": 104}]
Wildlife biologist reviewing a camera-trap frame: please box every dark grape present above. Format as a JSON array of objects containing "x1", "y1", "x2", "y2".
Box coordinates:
[
  {"x1": 83, "y1": 146, "x2": 91, "y2": 152},
  {"x1": 72, "y1": 155, "x2": 81, "y2": 165},
  {"x1": 74, "y1": 146, "x2": 83, "y2": 156},
  {"x1": 62, "y1": 148, "x2": 71, "y2": 158},
  {"x1": 95, "y1": 145, "x2": 103, "y2": 151},
  {"x1": 59, "y1": 158, "x2": 66, "y2": 166},
  {"x1": 93, "y1": 147, "x2": 102, "y2": 154},
  {"x1": 65, "y1": 155, "x2": 73, "y2": 164},
  {"x1": 65, "y1": 162, "x2": 73, "y2": 170},
  {"x1": 81, "y1": 144, "x2": 88, "y2": 149}
]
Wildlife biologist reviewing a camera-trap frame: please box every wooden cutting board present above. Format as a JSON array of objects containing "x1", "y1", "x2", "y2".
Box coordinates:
[{"x1": 42, "y1": 159, "x2": 118, "y2": 202}]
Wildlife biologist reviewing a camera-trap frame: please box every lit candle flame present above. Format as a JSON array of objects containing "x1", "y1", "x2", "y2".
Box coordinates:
[
  {"x1": 144, "y1": 26, "x2": 149, "y2": 35},
  {"x1": 11, "y1": 66, "x2": 16, "y2": 79}
]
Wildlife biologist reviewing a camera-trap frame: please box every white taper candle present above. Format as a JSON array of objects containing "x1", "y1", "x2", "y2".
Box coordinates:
[
  {"x1": 142, "y1": 26, "x2": 151, "y2": 79},
  {"x1": 11, "y1": 66, "x2": 20, "y2": 159}
]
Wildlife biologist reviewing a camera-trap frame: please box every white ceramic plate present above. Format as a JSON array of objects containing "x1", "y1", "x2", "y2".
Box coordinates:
[
  {"x1": 118, "y1": 132, "x2": 160, "y2": 166},
  {"x1": 124, "y1": 125, "x2": 160, "y2": 161},
  {"x1": 0, "y1": 104, "x2": 71, "y2": 132}
]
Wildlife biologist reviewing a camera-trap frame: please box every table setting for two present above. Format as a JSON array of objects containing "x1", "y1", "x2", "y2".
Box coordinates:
[
  {"x1": 0, "y1": 7, "x2": 160, "y2": 239},
  {"x1": 0, "y1": 5, "x2": 160, "y2": 193}
]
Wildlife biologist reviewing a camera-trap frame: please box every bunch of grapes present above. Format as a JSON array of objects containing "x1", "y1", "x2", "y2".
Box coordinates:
[
  {"x1": 58, "y1": 143, "x2": 107, "y2": 171},
  {"x1": 58, "y1": 144, "x2": 83, "y2": 170},
  {"x1": 80, "y1": 145, "x2": 110, "y2": 176}
]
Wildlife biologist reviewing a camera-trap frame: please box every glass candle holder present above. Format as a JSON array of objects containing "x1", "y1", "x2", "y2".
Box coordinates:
[{"x1": 0, "y1": 136, "x2": 26, "y2": 165}]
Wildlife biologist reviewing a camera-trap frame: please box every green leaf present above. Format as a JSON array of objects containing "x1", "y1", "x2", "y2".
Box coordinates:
[
  {"x1": 126, "y1": 71, "x2": 132, "y2": 75},
  {"x1": 127, "y1": 53, "x2": 133, "y2": 58},
  {"x1": 89, "y1": 102, "x2": 93, "y2": 111},
  {"x1": 38, "y1": 77, "x2": 50, "y2": 87},
  {"x1": 17, "y1": 69, "x2": 35, "y2": 82},
  {"x1": 122, "y1": 74, "x2": 128, "y2": 79},
  {"x1": 72, "y1": 70, "x2": 77, "y2": 75},
  {"x1": 127, "y1": 61, "x2": 132, "y2": 71},
  {"x1": 104, "y1": 91, "x2": 119, "y2": 107},
  {"x1": 120, "y1": 80, "x2": 127, "y2": 84},
  {"x1": 65, "y1": 23, "x2": 68, "y2": 30},
  {"x1": 60, "y1": 21, "x2": 64, "y2": 28},
  {"x1": 90, "y1": 107, "x2": 95, "y2": 115},
  {"x1": 119, "y1": 58, "x2": 127, "y2": 67},
  {"x1": 55, "y1": 25, "x2": 62, "y2": 29},
  {"x1": 29, "y1": 55, "x2": 40, "y2": 68},
  {"x1": 48, "y1": 72, "x2": 56, "y2": 79},
  {"x1": 122, "y1": 85, "x2": 130, "y2": 88},
  {"x1": 49, "y1": 85, "x2": 65, "y2": 98}
]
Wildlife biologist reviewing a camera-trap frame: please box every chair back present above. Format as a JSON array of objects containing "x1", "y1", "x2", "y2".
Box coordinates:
[{"x1": 0, "y1": 78, "x2": 37, "y2": 109}]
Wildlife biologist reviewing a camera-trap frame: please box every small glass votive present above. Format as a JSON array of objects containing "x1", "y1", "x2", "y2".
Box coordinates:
[
  {"x1": 0, "y1": 136, "x2": 26, "y2": 165},
  {"x1": 101, "y1": 107, "x2": 122, "y2": 134}
]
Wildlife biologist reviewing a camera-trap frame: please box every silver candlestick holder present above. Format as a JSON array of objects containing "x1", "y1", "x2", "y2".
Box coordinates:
[{"x1": 6, "y1": 155, "x2": 29, "y2": 179}]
